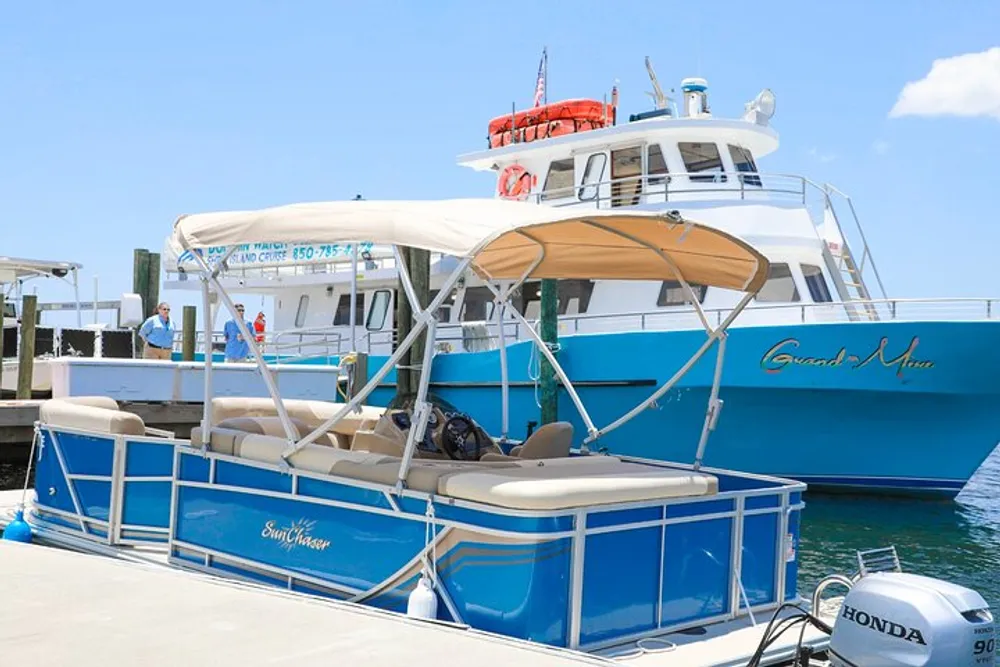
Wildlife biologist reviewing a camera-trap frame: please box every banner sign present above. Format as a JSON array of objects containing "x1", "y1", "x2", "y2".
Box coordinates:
[{"x1": 163, "y1": 238, "x2": 379, "y2": 273}]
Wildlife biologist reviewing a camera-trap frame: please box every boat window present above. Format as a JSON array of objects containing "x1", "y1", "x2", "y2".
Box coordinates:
[
  {"x1": 540, "y1": 159, "x2": 575, "y2": 201},
  {"x1": 757, "y1": 263, "x2": 800, "y2": 302},
  {"x1": 294, "y1": 295, "x2": 309, "y2": 328},
  {"x1": 460, "y1": 286, "x2": 496, "y2": 322},
  {"x1": 611, "y1": 146, "x2": 643, "y2": 207},
  {"x1": 728, "y1": 145, "x2": 762, "y2": 187},
  {"x1": 365, "y1": 289, "x2": 392, "y2": 331},
  {"x1": 647, "y1": 144, "x2": 670, "y2": 186},
  {"x1": 578, "y1": 153, "x2": 606, "y2": 201},
  {"x1": 428, "y1": 289, "x2": 456, "y2": 323},
  {"x1": 333, "y1": 292, "x2": 365, "y2": 326},
  {"x1": 679, "y1": 142, "x2": 727, "y2": 183},
  {"x1": 801, "y1": 264, "x2": 833, "y2": 303},
  {"x1": 559, "y1": 280, "x2": 595, "y2": 315},
  {"x1": 657, "y1": 280, "x2": 708, "y2": 307},
  {"x1": 511, "y1": 280, "x2": 595, "y2": 318},
  {"x1": 2, "y1": 302, "x2": 14, "y2": 319}
]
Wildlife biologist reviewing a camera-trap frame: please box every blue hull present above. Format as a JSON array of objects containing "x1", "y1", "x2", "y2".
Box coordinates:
[{"x1": 342, "y1": 320, "x2": 1000, "y2": 499}]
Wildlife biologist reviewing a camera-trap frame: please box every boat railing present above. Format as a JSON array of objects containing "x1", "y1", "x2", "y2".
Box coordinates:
[
  {"x1": 530, "y1": 171, "x2": 816, "y2": 208},
  {"x1": 531, "y1": 170, "x2": 887, "y2": 304},
  {"x1": 170, "y1": 296, "x2": 999, "y2": 362}
]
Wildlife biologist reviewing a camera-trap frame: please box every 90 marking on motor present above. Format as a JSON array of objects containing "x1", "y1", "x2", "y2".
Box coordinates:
[{"x1": 973, "y1": 631, "x2": 996, "y2": 665}]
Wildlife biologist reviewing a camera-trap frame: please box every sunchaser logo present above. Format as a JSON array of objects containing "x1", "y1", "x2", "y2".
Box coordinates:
[
  {"x1": 841, "y1": 604, "x2": 927, "y2": 645},
  {"x1": 261, "y1": 518, "x2": 331, "y2": 552}
]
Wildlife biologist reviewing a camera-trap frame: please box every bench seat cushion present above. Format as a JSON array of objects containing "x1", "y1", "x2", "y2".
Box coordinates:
[{"x1": 437, "y1": 460, "x2": 718, "y2": 510}]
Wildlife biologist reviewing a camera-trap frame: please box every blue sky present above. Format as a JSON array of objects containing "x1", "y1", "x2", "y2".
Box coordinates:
[{"x1": 2, "y1": 1, "x2": 999, "y2": 326}]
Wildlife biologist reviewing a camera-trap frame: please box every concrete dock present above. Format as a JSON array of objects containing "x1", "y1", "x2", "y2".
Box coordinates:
[{"x1": 0, "y1": 539, "x2": 608, "y2": 667}]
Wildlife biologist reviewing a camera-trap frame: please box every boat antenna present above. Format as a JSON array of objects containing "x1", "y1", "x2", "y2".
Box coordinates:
[{"x1": 644, "y1": 56, "x2": 670, "y2": 111}]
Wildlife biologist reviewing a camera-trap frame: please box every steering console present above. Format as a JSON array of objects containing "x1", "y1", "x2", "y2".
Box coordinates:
[{"x1": 441, "y1": 414, "x2": 484, "y2": 461}]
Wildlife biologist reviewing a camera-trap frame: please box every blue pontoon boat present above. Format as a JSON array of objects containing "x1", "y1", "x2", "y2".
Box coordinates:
[{"x1": 21, "y1": 199, "x2": 996, "y2": 666}]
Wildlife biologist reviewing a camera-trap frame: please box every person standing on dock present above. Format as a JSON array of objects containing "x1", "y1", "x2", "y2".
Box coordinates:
[
  {"x1": 138, "y1": 302, "x2": 175, "y2": 360},
  {"x1": 223, "y1": 304, "x2": 253, "y2": 363}
]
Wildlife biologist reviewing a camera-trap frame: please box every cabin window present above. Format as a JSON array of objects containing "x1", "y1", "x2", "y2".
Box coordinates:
[
  {"x1": 460, "y1": 286, "x2": 496, "y2": 322},
  {"x1": 365, "y1": 289, "x2": 392, "y2": 331},
  {"x1": 2, "y1": 302, "x2": 14, "y2": 319},
  {"x1": 559, "y1": 280, "x2": 595, "y2": 315},
  {"x1": 428, "y1": 289, "x2": 456, "y2": 323},
  {"x1": 647, "y1": 144, "x2": 670, "y2": 186},
  {"x1": 728, "y1": 145, "x2": 762, "y2": 187},
  {"x1": 540, "y1": 159, "x2": 575, "y2": 201},
  {"x1": 757, "y1": 263, "x2": 800, "y2": 302},
  {"x1": 578, "y1": 153, "x2": 606, "y2": 201},
  {"x1": 801, "y1": 264, "x2": 833, "y2": 303},
  {"x1": 657, "y1": 280, "x2": 708, "y2": 307},
  {"x1": 679, "y1": 142, "x2": 727, "y2": 183},
  {"x1": 333, "y1": 292, "x2": 364, "y2": 326},
  {"x1": 294, "y1": 294, "x2": 310, "y2": 328},
  {"x1": 611, "y1": 146, "x2": 643, "y2": 207}
]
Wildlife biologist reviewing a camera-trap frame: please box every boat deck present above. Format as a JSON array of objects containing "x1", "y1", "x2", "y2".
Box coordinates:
[{"x1": 0, "y1": 490, "x2": 832, "y2": 667}]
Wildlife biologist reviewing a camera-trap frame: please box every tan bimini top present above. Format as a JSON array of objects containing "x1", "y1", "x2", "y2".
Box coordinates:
[{"x1": 171, "y1": 198, "x2": 769, "y2": 293}]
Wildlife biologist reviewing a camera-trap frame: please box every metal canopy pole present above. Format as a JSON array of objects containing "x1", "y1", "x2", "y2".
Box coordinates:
[
  {"x1": 693, "y1": 333, "x2": 726, "y2": 469},
  {"x1": 72, "y1": 268, "x2": 82, "y2": 328},
  {"x1": 350, "y1": 243, "x2": 358, "y2": 351},
  {"x1": 285, "y1": 256, "x2": 473, "y2": 460},
  {"x1": 189, "y1": 245, "x2": 299, "y2": 445},
  {"x1": 507, "y1": 305, "x2": 598, "y2": 442},
  {"x1": 493, "y1": 296, "x2": 510, "y2": 441},
  {"x1": 588, "y1": 290, "x2": 755, "y2": 445},
  {"x1": 395, "y1": 316, "x2": 438, "y2": 492},
  {"x1": 200, "y1": 277, "x2": 214, "y2": 438}
]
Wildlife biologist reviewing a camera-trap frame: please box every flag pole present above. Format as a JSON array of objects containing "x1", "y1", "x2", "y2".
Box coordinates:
[{"x1": 543, "y1": 47, "x2": 548, "y2": 105}]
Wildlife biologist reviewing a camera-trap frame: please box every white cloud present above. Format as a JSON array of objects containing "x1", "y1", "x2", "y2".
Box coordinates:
[
  {"x1": 872, "y1": 140, "x2": 890, "y2": 155},
  {"x1": 808, "y1": 147, "x2": 836, "y2": 163},
  {"x1": 889, "y1": 47, "x2": 1000, "y2": 120}
]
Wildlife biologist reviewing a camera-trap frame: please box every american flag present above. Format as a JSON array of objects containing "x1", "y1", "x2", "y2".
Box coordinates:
[{"x1": 533, "y1": 48, "x2": 546, "y2": 107}]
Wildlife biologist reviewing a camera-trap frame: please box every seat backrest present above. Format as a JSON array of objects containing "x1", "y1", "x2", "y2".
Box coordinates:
[
  {"x1": 39, "y1": 398, "x2": 145, "y2": 436},
  {"x1": 514, "y1": 421, "x2": 574, "y2": 459}
]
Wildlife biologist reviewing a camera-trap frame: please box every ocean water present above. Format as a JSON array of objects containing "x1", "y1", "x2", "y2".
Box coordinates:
[{"x1": 2, "y1": 449, "x2": 999, "y2": 609}]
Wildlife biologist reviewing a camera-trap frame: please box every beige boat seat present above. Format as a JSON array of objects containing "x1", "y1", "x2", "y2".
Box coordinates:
[
  {"x1": 437, "y1": 459, "x2": 719, "y2": 510},
  {"x1": 481, "y1": 421, "x2": 575, "y2": 462},
  {"x1": 38, "y1": 397, "x2": 145, "y2": 437},
  {"x1": 191, "y1": 416, "x2": 342, "y2": 450},
  {"x1": 209, "y1": 397, "x2": 386, "y2": 448},
  {"x1": 227, "y1": 431, "x2": 716, "y2": 509}
]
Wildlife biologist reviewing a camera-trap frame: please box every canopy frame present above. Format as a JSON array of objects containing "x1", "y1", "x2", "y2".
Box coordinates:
[{"x1": 176, "y1": 202, "x2": 768, "y2": 486}]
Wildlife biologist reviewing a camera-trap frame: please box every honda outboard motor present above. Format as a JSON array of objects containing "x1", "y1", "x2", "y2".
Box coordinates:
[{"x1": 829, "y1": 572, "x2": 996, "y2": 666}]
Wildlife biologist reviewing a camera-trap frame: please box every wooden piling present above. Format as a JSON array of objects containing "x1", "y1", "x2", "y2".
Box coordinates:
[
  {"x1": 181, "y1": 305, "x2": 197, "y2": 361},
  {"x1": 539, "y1": 279, "x2": 558, "y2": 424},
  {"x1": 395, "y1": 248, "x2": 413, "y2": 398},
  {"x1": 16, "y1": 295, "x2": 37, "y2": 400},
  {"x1": 133, "y1": 249, "x2": 151, "y2": 356},
  {"x1": 409, "y1": 248, "x2": 430, "y2": 395}
]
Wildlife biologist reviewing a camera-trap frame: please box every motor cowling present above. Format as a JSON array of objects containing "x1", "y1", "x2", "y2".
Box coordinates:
[{"x1": 829, "y1": 572, "x2": 996, "y2": 666}]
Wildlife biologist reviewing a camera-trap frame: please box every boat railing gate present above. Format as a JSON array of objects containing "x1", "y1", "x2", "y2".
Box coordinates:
[{"x1": 270, "y1": 327, "x2": 345, "y2": 364}]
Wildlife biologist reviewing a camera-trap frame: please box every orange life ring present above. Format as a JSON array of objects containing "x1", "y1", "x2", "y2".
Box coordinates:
[{"x1": 497, "y1": 164, "x2": 533, "y2": 200}]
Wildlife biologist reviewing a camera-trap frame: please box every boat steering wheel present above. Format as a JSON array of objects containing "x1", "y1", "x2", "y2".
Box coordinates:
[{"x1": 441, "y1": 414, "x2": 483, "y2": 461}]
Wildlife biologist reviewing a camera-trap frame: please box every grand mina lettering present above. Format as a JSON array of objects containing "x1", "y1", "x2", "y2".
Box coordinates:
[{"x1": 761, "y1": 336, "x2": 934, "y2": 377}]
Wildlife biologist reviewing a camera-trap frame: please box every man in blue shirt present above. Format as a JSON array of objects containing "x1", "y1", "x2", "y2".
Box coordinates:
[
  {"x1": 223, "y1": 303, "x2": 253, "y2": 363},
  {"x1": 138, "y1": 302, "x2": 175, "y2": 360}
]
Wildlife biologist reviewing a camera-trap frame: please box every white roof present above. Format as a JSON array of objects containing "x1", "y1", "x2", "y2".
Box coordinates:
[
  {"x1": 171, "y1": 199, "x2": 770, "y2": 292},
  {"x1": 0, "y1": 256, "x2": 81, "y2": 283}
]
